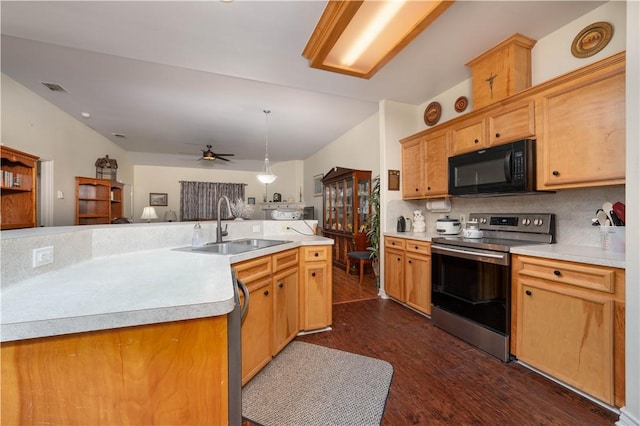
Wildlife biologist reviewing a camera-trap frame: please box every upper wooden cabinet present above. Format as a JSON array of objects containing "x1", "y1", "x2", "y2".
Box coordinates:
[
  {"x1": 1, "y1": 146, "x2": 39, "y2": 230},
  {"x1": 401, "y1": 129, "x2": 448, "y2": 199},
  {"x1": 487, "y1": 100, "x2": 535, "y2": 147},
  {"x1": 449, "y1": 116, "x2": 486, "y2": 156},
  {"x1": 535, "y1": 53, "x2": 625, "y2": 190}
]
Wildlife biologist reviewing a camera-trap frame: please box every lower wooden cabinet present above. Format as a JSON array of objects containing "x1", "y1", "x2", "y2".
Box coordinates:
[
  {"x1": 384, "y1": 237, "x2": 431, "y2": 315},
  {"x1": 512, "y1": 255, "x2": 625, "y2": 407},
  {"x1": 299, "y1": 245, "x2": 332, "y2": 331},
  {"x1": 272, "y1": 253, "x2": 299, "y2": 355},
  {"x1": 1, "y1": 317, "x2": 229, "y2": 425}
]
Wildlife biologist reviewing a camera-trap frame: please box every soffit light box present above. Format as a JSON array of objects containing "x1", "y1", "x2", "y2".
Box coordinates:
[{"x1": 303, "y1": 0, "x2": 454, "y2": 79}]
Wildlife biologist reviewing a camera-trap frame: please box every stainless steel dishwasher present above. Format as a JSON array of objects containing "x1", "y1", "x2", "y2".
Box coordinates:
[{"x1": 228, "y1": 269, "x2": 249, "y2": 425}]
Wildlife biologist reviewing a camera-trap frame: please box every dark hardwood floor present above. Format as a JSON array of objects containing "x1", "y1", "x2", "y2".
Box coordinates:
[{"x1": 244, "y1": 266, "x2": 618, "y2": 425}]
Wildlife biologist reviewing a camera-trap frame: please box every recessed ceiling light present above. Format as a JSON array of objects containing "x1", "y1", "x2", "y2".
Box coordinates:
[
  {"x1": 111, "y1": 133, "x2": 126, "y2": 139},
  {"x1": 81, "y1": 112, "x2": 91, "y2": 119}
]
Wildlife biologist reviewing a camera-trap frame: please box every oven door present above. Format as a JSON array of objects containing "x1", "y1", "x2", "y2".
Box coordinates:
[{"x1": 431, "y1": 244, "x2": 510, "y2": 335}]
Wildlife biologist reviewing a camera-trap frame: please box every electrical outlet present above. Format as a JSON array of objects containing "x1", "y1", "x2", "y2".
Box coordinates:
[
  {"x1": 459, "y1": 214, "x2": 466, "y2": 223},
  {"x1": 252, "y1": 225, "x2": 261, "y2": 233},
  {"x1": 33, "y1": 246, "x2": 54, "y2": 268}
]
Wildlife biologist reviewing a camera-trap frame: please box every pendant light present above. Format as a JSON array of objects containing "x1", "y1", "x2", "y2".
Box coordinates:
[{"x1": 257, "y1": 109, "x2": 277, "y2": 184}]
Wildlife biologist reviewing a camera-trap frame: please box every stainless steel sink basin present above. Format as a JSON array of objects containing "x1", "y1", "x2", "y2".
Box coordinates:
[{"x1": 174, "y1": 238, "x2": 291, "y2": 255}]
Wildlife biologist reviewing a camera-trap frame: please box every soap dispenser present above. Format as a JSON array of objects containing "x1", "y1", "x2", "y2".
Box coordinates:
[{"x1": 192, "y1": 221, "x2": 204, "y2": 248}]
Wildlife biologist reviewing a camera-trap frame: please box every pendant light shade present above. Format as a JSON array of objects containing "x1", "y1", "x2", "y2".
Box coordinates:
[{"x1": 257, "y1": 110, "x2": 277, "y2": 184}]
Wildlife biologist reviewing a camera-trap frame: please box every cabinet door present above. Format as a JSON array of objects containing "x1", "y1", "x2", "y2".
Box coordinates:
[
  {"x1": 300, "y1": 262, "x2": 331, "y2": 331},
  {"x1": 424, "y1": 132, "x2": 448, "y2": 197},
  {"x1": 241, "y1": 277, "x2": 272, "y2": 385},
  {"x1": 384, "y1": 248, "x2": 405, "y2": 301},
  {"x1": 488, "y1": 100, "x2": 535, "y2": 146},
  {"x1": 537, "y1": 71, "x2": 625, "y2": 189},
  {"x1": 405, "y1": 253, "x2": 431, "y2": 315},
  {"x1": 272, "y1": 267, "x2": 298, "y2": 355},
  {"x1": 450, "y1": 117, "x2": 486, "y2": 156},
  {"x1": 516, "y1": 280, "x2": 614, "y2": 404},
  {"x1": 401, "y1": 137, "x2": 425, "y2": 198}
]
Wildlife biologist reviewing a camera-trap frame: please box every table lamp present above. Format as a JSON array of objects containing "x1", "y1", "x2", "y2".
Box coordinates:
[
  {"x1": 141, "y1": 206, "x2": 158, "y2": 223},
  {"x1": 164, "y1": 210, "x2": 178, "y2": 222}
]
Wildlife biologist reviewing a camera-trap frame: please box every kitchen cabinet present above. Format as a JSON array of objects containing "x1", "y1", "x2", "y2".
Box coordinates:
[
  {"x1": 1, "y1": 316, "x2": 230, "y2": 425},
  {"x1": 298, "y1": 245, "x2": 332, "y2": 331},
  {"x1": 449, "y1": 115, "x2": 486, "y2": 156},
  {"x1": 400, "y1": 129, "x2": 448, "y2": 199},
  {"x1": 272, "y1": 249, "x2": 299, "y2": 355},
  {"x1": 1, "y1": 145, "x2": 39, "y2": 230},
  {"x1": 512, "y1": 255, "x2": 625, "y2": 407},
  {"x1": 75, "y1": 177, "x2": 111, "y2": 225},
  {"x1": 535, "y1": 52, "x2": 625, "y2": 190},
  {"x1": 322, "y1": 167, "x2": 371, "y2": 268},
  {"x1": 384, "y1": 237, "x2": 432, "y2": 315}
]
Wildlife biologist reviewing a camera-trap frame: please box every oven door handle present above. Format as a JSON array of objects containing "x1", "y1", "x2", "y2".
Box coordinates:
[{"x1": 431, "y1": 245, "x2": 509, "y2": 265}]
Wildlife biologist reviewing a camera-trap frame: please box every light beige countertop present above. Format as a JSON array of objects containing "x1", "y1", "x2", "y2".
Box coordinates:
[
  {"x1": 383, "y1": 232, "x2": 625, "y2": 269},
  {"x1": 1, "y1": 221, "x2": 331, "y2": 342}
]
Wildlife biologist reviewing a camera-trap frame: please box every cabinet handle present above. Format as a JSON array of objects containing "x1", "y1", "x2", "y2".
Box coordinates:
[
  {"x1": 415, "y1": 188, "x2": 419, "y2": 192},
  {"x1": 553, "y1": 270, "x2": 561, "y2": 276},
  {"x1": 552, "y1": 170, "x2": 560, "y2": 176},
  {"x1": 264, "y1": 290, "x2": 269, "y2": 296},
  {"x1": 414, "y1": 246, "x2": 419, "y2": 250},
  {"x1": 408, "y1": 260, "x2": 412, "y2": 264},
  {"x1": 397, "y1": 257, "x2": 401, "y2": 261},
  {"x1": 525, "y1": 290, "x2": 532, "y2": 296},
  {"x1": 495, "y1": 132, "x2": 501, "y2": 138},
  {"x1": 278, "y1": 282, "x2": 284, "y2": 288},
  {"x1": 314, "y1": 252, "x2": 319, "y2": 257},
  {"x1": 311, "y1": 272, "x2": 316, "y2": 277},
  {"x1": 427, "y1": 186, "x2": 431, "y2": 190},
  {"x1": 474, "y1": 138, "x2": 479, "y2": 143}
]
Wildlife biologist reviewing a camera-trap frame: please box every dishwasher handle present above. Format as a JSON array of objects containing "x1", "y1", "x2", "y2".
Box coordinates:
[{"x1": 237, "y1": 278, "x2": 249, "y2": 323}]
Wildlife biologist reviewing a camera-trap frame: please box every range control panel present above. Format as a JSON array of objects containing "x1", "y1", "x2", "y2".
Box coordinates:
[{"x1": 469, "y1": 213, "x2": 554, "y2": 234}]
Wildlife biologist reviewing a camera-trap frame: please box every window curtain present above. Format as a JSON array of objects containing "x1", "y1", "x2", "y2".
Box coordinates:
[{"x1": 180, "y1": 181, "x2": 245, "y2": 221}]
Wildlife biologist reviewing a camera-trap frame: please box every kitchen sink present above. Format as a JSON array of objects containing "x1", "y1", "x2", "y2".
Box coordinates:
[{"x1": 174, "y1": 238, "x2": 291, "y2": 255}]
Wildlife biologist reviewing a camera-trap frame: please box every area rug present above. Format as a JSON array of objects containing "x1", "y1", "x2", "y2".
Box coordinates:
[{"x1": 242, "y1": 341, "x2": 394, "y2": 426}]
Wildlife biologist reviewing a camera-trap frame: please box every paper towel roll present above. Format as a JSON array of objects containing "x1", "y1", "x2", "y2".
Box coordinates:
[{"x1": 426, "y1": 198, "x2": 451, "y2": 213}]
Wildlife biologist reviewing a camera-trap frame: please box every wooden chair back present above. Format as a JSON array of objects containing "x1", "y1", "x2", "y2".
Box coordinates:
[{"x1": 351, "y1": 232, "x2": 370, "y2": 252}]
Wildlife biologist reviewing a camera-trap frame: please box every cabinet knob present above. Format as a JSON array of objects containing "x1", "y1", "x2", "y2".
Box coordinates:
[
  {"x1": 427, "y1": 186, "x2": 431, "y2": 191},
  {"x1": 311, "y1": 272, "x2": 316, "y2": 277},
  {"x1": 495, "y1": 132, "x2": 501, "y2": 138},
  {"x1": 414, "y1": 246, "x2": 419, "y2": 250},
  {"x1": 525, "y1": 290, "x2": 532, "y2": 296},
  {"x1": 264, "y1": 290, "x2": 269, "y2": 296},
  {"x1": 408, "y1": 260, "x2": 412, "y2": 264},
  {"x1": 553, "y1": 270, "x2": 561, "y2": 276},
  {"x1": 474, "y1": 138, "x2": 479, "y2": 143},
  {"x1": 314, "y1": 252, "x2": 319, "y2": 257},
  {"x1": 415, "y1": 188, "x2": 419, "y2": 192},
  {"x1": 397, "y1": 257, "x2": 401, "y2": 261},
  {"x1": 278, "y1": 282, "x2": 284, "y2": 288},
  {"x1": 552, "y1": 170, "x2": 560, "y2": 176}
]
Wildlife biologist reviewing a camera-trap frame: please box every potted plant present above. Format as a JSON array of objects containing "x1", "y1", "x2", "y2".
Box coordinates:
[{"x1": 366, "y1": 175, "x2": 380, "y2": 287}]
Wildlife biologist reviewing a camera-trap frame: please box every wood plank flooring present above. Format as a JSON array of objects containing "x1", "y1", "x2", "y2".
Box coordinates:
[{"x1": 244, "y1": 266, "x2": 618, "y2": 425}]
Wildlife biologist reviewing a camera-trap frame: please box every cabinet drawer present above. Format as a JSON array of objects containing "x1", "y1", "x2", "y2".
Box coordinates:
[
  {"x1": 233, "y1": 256, "x2": 272, "y2": 283},
  {"x1": 385, "y1": 237, "x2": 406, "y2": 250},
  {"x1": 301, "y1": 246, "x2": 329, "y2": 262},
  {"x1": 273, "y1": 248, "x2": 299, "y2": 272},
  {"x1": 517, "y1": 256, "x2": 615, "y2": 293},
  {"x1": 405, "y1": 239, "x2": 430, "y2": 256}
]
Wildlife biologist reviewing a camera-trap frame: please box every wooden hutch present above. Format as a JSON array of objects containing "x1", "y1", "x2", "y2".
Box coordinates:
[
  {"x1": 322, "y1": 167, "x2": 371, "y2": 268},
  {"x1": 1, "y1": 146, "x2": 39, "y2": 230}
]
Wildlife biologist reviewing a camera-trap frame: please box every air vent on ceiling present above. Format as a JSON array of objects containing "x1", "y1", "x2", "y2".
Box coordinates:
[
  {"x1": 111, "y1": 133, "x2": 126, "y2": 139},
  {"x1": 41, "y1": 82, "x2": 68, "y2": 93}
]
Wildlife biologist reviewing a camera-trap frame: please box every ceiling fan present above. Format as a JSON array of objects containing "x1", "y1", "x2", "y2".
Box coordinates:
[{"x1": 200, "y1": 145, "x2": 235, "y2": 162}]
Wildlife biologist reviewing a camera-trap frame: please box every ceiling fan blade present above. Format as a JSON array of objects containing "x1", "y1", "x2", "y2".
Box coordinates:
[
  {"x1": 216, "y1": 156, "x2": 231, "y2": 162},
  {"x1": 214, "y1": 153, "x2": 235, "y2": 157}
]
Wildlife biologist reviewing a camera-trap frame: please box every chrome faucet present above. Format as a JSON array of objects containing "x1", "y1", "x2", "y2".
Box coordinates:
[{"x1": 216, "y1": 196, "x2": 232, "y2": 243}]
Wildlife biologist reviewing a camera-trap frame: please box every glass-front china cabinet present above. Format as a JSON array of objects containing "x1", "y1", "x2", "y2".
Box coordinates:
[{"x1": 322, "y1": 167, "x2": 372, "y2": 268}]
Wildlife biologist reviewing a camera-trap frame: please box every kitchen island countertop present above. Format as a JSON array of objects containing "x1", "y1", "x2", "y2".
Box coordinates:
[{"x1": 1, "y1": 232, "x2": 331, "y2": 343}]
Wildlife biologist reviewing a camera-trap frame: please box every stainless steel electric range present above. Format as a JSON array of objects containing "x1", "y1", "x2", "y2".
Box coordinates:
[{"x1": 430, "y1": 213, "x2": 555, "y2": 362}]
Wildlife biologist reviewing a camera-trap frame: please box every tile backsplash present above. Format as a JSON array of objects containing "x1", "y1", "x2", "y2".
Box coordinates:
[{"x1": 387, "y1": 186, "x2": 625, "y2": 247}]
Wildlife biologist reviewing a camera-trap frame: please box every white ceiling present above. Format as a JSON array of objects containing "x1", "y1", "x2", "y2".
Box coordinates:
[{"x1": 1, "y1": 1, "x2": 605, "y2": 170}]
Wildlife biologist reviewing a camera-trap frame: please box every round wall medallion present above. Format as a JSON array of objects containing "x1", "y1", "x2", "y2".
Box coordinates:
[
  {"x1": 571, "y1": 21, "x2": 613, "y2": 58},
  {"x1": 424, "y1": 102, "x2": 442, "y2": 126},
  {"x1": 454, "y1": 96, "x2": 468, "y2": 113}
]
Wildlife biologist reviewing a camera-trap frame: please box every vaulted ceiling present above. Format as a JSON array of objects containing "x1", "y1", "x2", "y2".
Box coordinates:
[{"x1": 1, "y1": 1, "x2": 604, "y2": 170}]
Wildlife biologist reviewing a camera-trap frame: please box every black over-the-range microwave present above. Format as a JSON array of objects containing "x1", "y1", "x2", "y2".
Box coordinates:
[{"x1": 448, "y1": 139, "x2": 541, "y2": 196}]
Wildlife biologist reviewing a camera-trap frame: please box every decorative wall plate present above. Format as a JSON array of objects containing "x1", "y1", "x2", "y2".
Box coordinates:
[
  {"x1": 571, "y1": 22, "x2": 613, "y2": 58},
  {"x1": 454, "y1": 96, "x2": 468, "y2": 113},
  {"x1": 424, "y1": 102, "x2": 442, "y2": 126}
]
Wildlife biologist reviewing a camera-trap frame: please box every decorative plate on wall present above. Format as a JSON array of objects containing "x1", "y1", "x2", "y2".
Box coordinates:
[
  {"x1": 454, "y1": 96, "x2": 468, "y2": 113},
  {"x1": 424, "y1": 102, "x2": 442, "y2": 126},
  {"x1": 571, "y1": 21, "x2": 613, "y2": 58}
]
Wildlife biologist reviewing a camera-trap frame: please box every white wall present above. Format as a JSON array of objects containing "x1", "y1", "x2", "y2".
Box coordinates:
[
  {"x1": 1, "y1": 74, "x2": 134, "y2": 226},
  {"x1": 132, "y1": 160, "x2": 303, "y2": 222},
  {"x1": 303, "y1": 112, "x2": 380, "y2": 224}
]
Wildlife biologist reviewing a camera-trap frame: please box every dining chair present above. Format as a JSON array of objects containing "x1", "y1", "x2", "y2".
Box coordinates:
[{"x1": 345, "y1": 231, "x2": 373, "y2": 287}]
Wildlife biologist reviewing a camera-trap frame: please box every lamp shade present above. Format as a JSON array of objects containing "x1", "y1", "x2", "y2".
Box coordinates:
[
  {"x1": 141, "y1": 206, "x2": 158, "y2": 222},
  {"x1": 164, "y1": 210, "x2": 178, "y2": 222}
]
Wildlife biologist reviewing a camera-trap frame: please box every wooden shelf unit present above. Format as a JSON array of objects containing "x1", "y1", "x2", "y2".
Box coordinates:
[
  {"x1": 75, "y1": 177, "x2": 112, "y2": 225},
  {"x1": 1, "y1": 146, "x2": 39, "y2": 230},
  {"x1": 109, "y1": 181, "x2": 124, "y2": 220}
]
